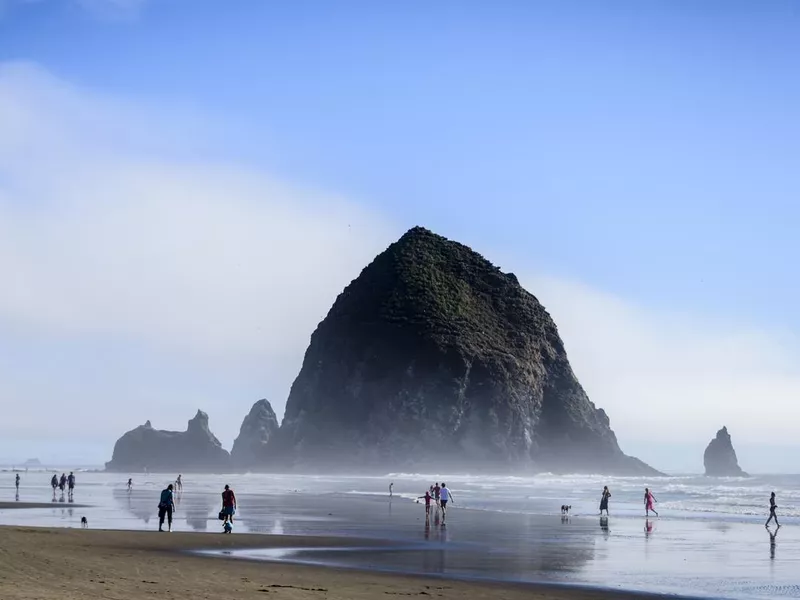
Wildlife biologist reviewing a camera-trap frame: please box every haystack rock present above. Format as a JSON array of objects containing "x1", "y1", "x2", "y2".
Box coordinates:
[
  {"x1": 231, "y1": 399, "x2": 280, "y2": 469},
  {"x1": 105, "y1": 410, "x2": 230, "y2": 472},
  {"x1": 274, "y1": 226, "x2": 660, "y2": 475},
  {"x1": 704, "y1": 426, "x2": 747, "y2": 477}
]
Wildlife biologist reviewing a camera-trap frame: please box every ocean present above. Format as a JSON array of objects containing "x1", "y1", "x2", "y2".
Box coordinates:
[{"x1": 2, "y1": 469, "x2": 799, "y2": 599}]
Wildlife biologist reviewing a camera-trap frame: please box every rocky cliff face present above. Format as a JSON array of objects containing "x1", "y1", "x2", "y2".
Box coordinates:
[
  {"x1": 704, "y1": 426, "x2": 747, "y2": 477},
  {"x1": 231, "y1": 399, "x2": 280, "y2": 469},
  {"x1": 105, "y1": 410, "x2": 231, "y2": 473},
  {"x1": 274, "y1": 226, "x2": 659, "y2": 475}
]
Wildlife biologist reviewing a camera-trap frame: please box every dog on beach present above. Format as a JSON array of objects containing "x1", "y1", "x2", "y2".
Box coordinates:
[
  {"x1": 81, "y1": 516, "x2": 88, "y2": 528},
  {"x1": 560, "y1": 505, "x2": 572, "y2": 514}
]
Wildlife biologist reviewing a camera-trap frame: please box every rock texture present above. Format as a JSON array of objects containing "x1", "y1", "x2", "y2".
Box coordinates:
[
  {"x1": 704, "y1": 426, "x2": 747, "y2": 477},
  {"x1": 274, "y1": 226, "x2": 659, "y2": 475},
  {"x1": 105, "y1": 410, "x2": 230, "y2": 473},
  {"x1": 231, "y1": 399, "x2": 280, "y2": 469}
]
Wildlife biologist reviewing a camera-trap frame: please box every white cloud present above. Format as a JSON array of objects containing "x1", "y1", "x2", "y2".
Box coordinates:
[
  {"x1": 0, "y1": 61, "x2": 396, "y2": 458},
  {"x1": 520, "y1": 274, "x2": 800, "y2": 459}
]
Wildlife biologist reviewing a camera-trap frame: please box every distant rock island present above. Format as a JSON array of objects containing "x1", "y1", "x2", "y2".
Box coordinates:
[
  {"x1": 231, "y1": 399, "x2": 280, "y2": 469},
  {"x1": 704, "y1": 426, "x2": 747, "y2": 477},
  {"x1": 105, "y1": 410, "x2": 230, "y2": 473},
  {"x1": 273, "y1": 226, "x2": 659, "y2": 475}
]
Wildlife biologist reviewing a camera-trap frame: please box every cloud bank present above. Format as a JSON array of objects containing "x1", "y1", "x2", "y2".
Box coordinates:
[{"x1": 0, "y1": 61, "x2": 395, "y2": 460}]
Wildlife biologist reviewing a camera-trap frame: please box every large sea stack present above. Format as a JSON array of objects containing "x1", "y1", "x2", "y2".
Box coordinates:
[
  {"x1": 274, "y1": 226, "x2": 658, "y2": 475},
  {"x1": 105, "y1": 410, "x2": 230, "y2": 473},
  {"x1": 704, "y1": 426, "x2": 747, "y2": 477},
  {"x1": 231, "y1": 399, "x2": 280, "y2": 469}
]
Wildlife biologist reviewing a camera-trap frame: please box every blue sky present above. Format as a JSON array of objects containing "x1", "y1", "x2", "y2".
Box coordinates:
[{"x1": 1, "y1": 1, "x2": 799, "y2": 472}]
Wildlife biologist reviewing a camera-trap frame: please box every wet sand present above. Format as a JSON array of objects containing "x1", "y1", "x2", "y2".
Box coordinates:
[
  {"x1": 0, "y1": 526, "x2": 682, "y2": 600},
  {"x1": 0, "y1": 501, "x2": 90, "y2": 509}
]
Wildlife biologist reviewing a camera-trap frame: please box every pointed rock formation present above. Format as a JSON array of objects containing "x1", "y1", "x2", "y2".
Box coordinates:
[
  {"x1": 704, "y1": 426, "x2": 747, "y2": 477},
  {"x1": 274, "y1": 226, "x2": 659, "y2": 475},
  {"x1": 105, "y1": 410, "x2": 231, "y2": 472},
  {"x1": 231, "y1": 399, "x2": 280, "y2": 469}
]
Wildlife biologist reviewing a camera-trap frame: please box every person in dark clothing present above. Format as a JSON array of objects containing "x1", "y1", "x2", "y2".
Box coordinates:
[
  {"x1": 765, "y1": 492, "x2": 780, "y2": 528},
  {"x1": 599, "y1": 486, "x2": 611, "y2": 516},
  {"x1": 67, "y1": 472, "x2": 75, "y2": 498},
  {"x1": 221, "y1": 484, "x2": 237, "y2": 528},
  {"x1": 158, "y1": 484, "x2": 175, "y2": 532}
]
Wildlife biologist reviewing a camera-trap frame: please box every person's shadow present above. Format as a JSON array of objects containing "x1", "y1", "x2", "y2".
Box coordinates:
[
  {"x1": 767, "y1": 526, "x2": 779, "y2": 560},
  {"x1": 600, "y1": 516, "x2": 609, "y2": 539}
]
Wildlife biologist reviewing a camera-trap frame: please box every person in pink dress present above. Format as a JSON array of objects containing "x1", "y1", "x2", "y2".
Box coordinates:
[{"x1": 644, "y1": 487, "x2": 659, "y2": 517}]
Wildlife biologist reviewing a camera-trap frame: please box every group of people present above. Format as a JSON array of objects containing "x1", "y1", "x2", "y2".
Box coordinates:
[
  {"x1": 597, "y1": 486, "x2": 782, "y2": 526},
  {"x1": 50, "y1": 472, "x2": 76, "y2": 499},
  {"x1": 155, "y1": 478, "x2": 236, "y2": 534},
  {"x1": 417, "y1": 482, "x2": 455, "y2": 521}
]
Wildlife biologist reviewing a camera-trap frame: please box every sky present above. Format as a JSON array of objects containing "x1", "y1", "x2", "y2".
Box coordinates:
[{"x1": 1, "y1": 0, "x2": 799, "y2": 473}]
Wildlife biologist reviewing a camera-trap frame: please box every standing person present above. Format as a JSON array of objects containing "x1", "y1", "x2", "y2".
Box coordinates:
[
  {"x1": 440, "y1": 483, "x2": 454, "y2": 519},
  {"x1": 176, "y1": 474, "x2": 182, "y2": 492},
  {"x1": 15, "y1": 473, "x2": 20, "y2": 492},
  {"x1": 765, "y1": 492, "x2": 780, "y2": 528},
  {"x1": 50, "y1": 473, "x2": 58, "y2": 495},
  {"x1": 389, "y1": 482, "x2": 393, "y2": 498},
  {"x1": 433, "y1": 483, "x2": 441, "y2": 507},
  {"x1": 418, "y1": 490, "x2": 432, "y2": 517},
  {"x1": 158, "y1": 484, "x2": 175, "y2": 532},
  {"x1": 127, "y1": 478, "x2": 133, "y2": 492},
  {"x1": 67, "y1": 472, "x2": 76, "y2": 498},
  {"x1": 599, "y1": 486, "x2": 611, "y2": 516},
  {"x1": 644, "y1": 488, "x2": 658, "y2": 517},
  {"x1": 59, "y1": 473, "x2": 67, "y2": 493},
  {"x1": 221, "y1": 484, "x2": 237, "y2": 528}
]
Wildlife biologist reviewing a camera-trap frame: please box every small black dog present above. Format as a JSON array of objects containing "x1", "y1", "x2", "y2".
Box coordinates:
[
  {"x1": 80, "y1": 516, "x2": 88, "y2": 528},
  {"x1": 560, "y1": 505, "x2": 572, "y2": 514}
]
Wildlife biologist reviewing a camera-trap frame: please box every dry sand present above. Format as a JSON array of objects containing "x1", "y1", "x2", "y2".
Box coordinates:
[{"x1": 0, "y1": 526, "x2": 679, "y2": 600}]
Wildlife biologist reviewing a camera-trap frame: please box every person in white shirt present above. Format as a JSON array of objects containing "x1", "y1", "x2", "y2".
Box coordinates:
[{"x1": 439, "y1": 483, "x2": 454, "y2": 518}]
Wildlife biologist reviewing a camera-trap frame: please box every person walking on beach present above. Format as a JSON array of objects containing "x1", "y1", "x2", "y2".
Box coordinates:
[
  {"x1": 765, "y1": 492, "x2": 780, "y2": 528},
  {"x1": 67, "y1": 472, "x2": 75, "y2": 498},
  {"x1": 433, "y1": 483, "x2": 441, "y2": 507},
  {"x1": 644, "y1": 488, "x2": 658, "y2": 517},
  {"x1": 127, "y1": 478, "x2": 133, "y2": 493},
  {"x1": 158, "y1": 483, "x2": 175, "y2": 532},
  {"x1": 599, "y1": 485, "x2": 611, "y2": 516},
  {"x1": 59, "y1": 473, "x2": 67, "y2": 493},
  {"x1": 15, "y1": 473, "x2": 20, "y2": 492},
  {"x1": 50, "y1": 473, "x2": 58, "y2": 495},
  {"x1": 221, "y1": 484, "x2": 237, "y2": 528},
  {"x1": 389, "y1": 482, "x2": 393, "y2": 498},
  {"x1": 440, "y1": 483, "x2": 454, "y2": 520},
  {"x1": 176, "y1": 474, "x2": 182, "y2": 492}
]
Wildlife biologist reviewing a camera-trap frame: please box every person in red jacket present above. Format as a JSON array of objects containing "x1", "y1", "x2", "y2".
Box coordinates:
[{"x1": 221, "y1": 484, "x2": 237, "y2": 527}]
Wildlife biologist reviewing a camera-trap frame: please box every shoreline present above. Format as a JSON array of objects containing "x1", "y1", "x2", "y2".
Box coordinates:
[{"x1": 0, "y1": 525, "x2": 697, "y2": 600}]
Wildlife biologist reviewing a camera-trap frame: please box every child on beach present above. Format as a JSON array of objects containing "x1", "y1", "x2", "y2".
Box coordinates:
[
  {"x1": 644, "y1": 488, "x2": 658, "y2": 517},
  {"x1": 765, "y1": 492, "x2": 780, "y2": 528},
  {"x1": 418, "y1": 490, "x2": 432, "y2": 516}
]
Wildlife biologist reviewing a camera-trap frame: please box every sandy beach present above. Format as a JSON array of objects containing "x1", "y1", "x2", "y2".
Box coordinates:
[
  {"x1": 3, "y1": 471, "x2": 799, "y2": 599},
  {"x1": 0, "y1": 526, "x2": 684, "y2": 600}
]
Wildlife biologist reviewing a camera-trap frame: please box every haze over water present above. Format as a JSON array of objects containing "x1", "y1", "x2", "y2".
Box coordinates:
[{"x1": 3, "y1": 469, "x2": 800, "y2": 599}]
